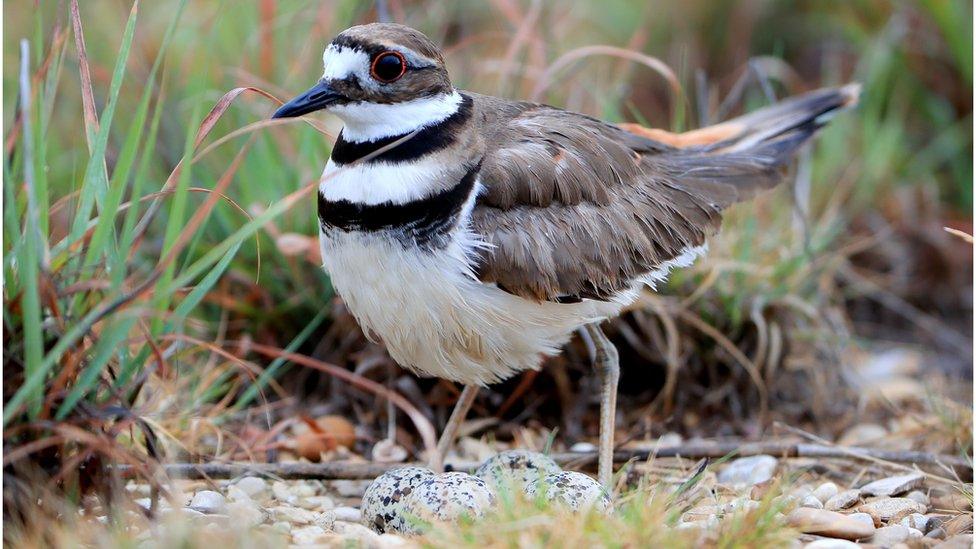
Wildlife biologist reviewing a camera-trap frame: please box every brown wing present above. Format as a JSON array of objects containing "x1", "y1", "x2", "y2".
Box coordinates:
[
  {"x1": 467, "y1": 86, "x2": 858, "y2": 302},
  {"x1": 468, "y1": 98, "x2": 727, "y2": 302}
]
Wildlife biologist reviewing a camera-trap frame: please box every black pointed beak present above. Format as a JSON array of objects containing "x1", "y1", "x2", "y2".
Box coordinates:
[{"x1": 272, "y1": 80, "x2": 342, "y2": 119}]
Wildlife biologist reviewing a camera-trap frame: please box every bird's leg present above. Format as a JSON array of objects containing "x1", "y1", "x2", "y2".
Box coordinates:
[
  {"x1": 584, "y1": 322, "x2": 620, "y2": 489},
  {"x1": 428, "y1": 384, "x2": 479, "y2": 472}
]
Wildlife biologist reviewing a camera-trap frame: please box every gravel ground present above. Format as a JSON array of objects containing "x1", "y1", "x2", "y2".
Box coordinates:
[{"x1": 115, "y1": 450, "x2": 973, "y2": 548}]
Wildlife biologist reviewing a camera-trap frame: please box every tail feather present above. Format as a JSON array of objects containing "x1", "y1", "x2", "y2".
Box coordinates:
[
  {"x1": 634, "y1": 84, "x2": 860, "y2": 207},
  {"x1": 705, "y1": 83, "x2": 861, "y2": 156}
]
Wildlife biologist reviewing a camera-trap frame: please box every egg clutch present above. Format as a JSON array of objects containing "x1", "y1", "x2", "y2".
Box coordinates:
[{"x1": 361, "y1": 451, "x2": 611, "y2": 535}]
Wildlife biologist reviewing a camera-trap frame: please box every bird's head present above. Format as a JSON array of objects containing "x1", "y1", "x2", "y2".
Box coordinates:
[{"x1": 272, "y1": 23, "x2": 458, "y2": 142}]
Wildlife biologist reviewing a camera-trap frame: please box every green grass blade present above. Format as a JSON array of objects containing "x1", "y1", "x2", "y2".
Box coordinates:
[
  {"x1": 15, "y1": 40, "x2": 46, "y2": 418},
  {"x1": 150, "y1": 101, "x2": 203, "y2": 335},
  {"x1": 66, "y1": 1, "x2": 139, "y2": 243}
]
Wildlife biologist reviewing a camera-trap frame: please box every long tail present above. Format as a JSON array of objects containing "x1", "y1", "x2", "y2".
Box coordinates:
[{"x1": 621, "y1": 83, "x2": 861, "y2": 205}]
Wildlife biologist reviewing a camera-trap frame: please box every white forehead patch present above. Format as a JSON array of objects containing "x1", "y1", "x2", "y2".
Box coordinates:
[{"x1": 322, "y1": 45, "x2": 371, "y2": 81}]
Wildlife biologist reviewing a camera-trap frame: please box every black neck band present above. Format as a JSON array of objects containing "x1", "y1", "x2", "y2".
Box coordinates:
[{"x1": 330, "y1": 93, "x2": 472, "y2": 165}]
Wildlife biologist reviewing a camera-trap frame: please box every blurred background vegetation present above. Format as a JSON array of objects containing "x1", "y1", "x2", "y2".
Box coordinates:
[{"x1": 2, "y1": 0, "x2": 972, "y2": 531}]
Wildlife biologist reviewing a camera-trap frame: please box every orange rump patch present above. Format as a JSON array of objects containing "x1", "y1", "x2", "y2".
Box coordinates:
[{"x1": 619, "y1": 121, "x2": 746, "y2": 148}]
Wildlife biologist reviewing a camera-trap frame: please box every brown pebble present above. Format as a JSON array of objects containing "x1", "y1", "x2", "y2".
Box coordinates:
[
  {"x1": 787, "y1": 507, "x2": 875, "y2": 541},
  {"x1": 858, "y1": 498, "x2": 927, "y2": 522}
]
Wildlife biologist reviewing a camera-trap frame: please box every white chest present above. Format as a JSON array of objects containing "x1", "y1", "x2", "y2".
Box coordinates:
[{"x1": 318, "y1": 228, "x2": 626, "y2": 385}]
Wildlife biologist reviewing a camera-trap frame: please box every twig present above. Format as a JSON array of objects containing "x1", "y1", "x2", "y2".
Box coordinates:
[{"x1": 115, "y1": 442, "x2": 971, "y2": 481}]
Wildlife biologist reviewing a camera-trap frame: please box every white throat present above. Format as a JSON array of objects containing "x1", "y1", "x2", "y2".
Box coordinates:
[{"x1": 330, "y1": 90, "x2": 463, "y2": 143}]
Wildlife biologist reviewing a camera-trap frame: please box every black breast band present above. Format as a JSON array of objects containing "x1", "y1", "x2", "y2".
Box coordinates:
[{"x1": 318, "y1": 161, "x2": 482, "y2": 248}]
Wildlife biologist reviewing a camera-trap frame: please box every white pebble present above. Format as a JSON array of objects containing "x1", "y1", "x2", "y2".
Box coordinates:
[
  {"x1": 189, "y1": 490, "x2": 226, "y2": 514},
  {"x1": 812, "y1": 482, "x2": 839, "y2": 503},
  {"x1": 234, "y1": 476, "x2": 268, "y2": 498},
  {"x1": 848, "y1": 512, "x2": 876, "y2": 529},
  {"x1": 291, "y1": 525, "x2": 327, "y2": 545},
  {"x1": 900, "y1": 512, "x2": 929, "y2": 532},
  {"x1": 800, "y1": 495, "x2": 824, "y2": 509},
  {"x1": 717, "y1": 455, "x2": 778, "y2": 487},
  {"x1": 569, "y1": 442, "x2": 597, "y2": 453},
  {"x1": 333, "y1": 506, "x2": 361, "y2": 522}
]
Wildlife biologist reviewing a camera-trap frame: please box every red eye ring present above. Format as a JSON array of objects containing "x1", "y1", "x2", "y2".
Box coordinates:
[{"x1": 370, "y1": 51, "x2": 407, "y2": 83}]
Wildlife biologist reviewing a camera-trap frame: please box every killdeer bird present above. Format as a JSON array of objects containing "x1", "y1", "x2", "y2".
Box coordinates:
[{"x1": 273, "y1": 23, "x2": 858, "y2": 487}]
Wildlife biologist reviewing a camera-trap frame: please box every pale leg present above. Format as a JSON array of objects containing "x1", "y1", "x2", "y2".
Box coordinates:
[
  {"x1": 428, "y1": 384, "x2": 479, "y2": 472},
  {"x1": 584, "y1": 323, "x2": 620, "y2": 489}
]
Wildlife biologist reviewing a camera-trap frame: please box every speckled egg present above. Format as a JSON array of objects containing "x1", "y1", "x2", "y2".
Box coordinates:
[
  {"x1": 525, "y1": 471, "x2": 612, "y2": 513},
  {"x1": 401, "y1": 472, "x2": 497, "y2": 532},
  {"x1": 361, "y1": 466, "x2": 435, "y2": 534},
  {"x1": 475, "y1": 450, "x2": 562, "y2": 493}
]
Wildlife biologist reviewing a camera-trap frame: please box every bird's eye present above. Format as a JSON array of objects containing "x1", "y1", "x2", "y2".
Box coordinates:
[{"x1": 370, "y1": 51, "x2": 406, "y2": 83}]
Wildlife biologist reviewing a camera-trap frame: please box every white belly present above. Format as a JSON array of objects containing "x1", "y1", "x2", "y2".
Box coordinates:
[{"x1": 319, "y1": 228, "x2": 630, "y2": 385}]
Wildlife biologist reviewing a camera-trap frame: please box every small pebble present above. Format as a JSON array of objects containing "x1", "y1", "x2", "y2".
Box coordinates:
[
  {"x1": 717, "y1": 455, "x2": 778, "y2": 487},
  {"x1": 899, "y1": 512, "x2": 929, "y2": 532},
  {"x1": 297, "y1": 495, "x2": 335, "y2": 512},
  {"x1": 333, "y1": 506, "x2": 361, "y2": 522},
  {"x1": 812, "y1": 482, "x2": 839, "y2": 503},
  {"x1": 859, "y1": 473, "x2": 924, "y2": 497},
  {"x1": 334, "y1": 520, "x2": 383, "y2": 544},
  {"x1": 268, "y1": 520, "x2": 292, "y2": 534},
  {"x1": 569, "y1": 442, "x2": 597, "y2": 453},
  {"x1": 291, "y1": 525, "x2": 328, "y2": 545},
  {"x1": 824, "y1": 489, "x2": 861, "y2": 511},
  {"x1": 226, "y1": 485, "x2": 251, "y2": 503},
  {"x1": 657, "y1": 432, "x2": 683, "y2": 446},
  {"x1": 272, "y1": 482, "x2": 297, "y2": 504},
  {"x1": 269, "y1": 505, "x2": 319, "y2": 525},
  {"x1": 189, "y1": 490, "x2": 226, "y2": 514},
  {"x1": 871, "y1": 524, "x2": 912, "y2": 545},
  {"x1": 905, "y1": 490, "x2": 930, "y2": 507},
  {"x1": 226, "y1": 500, "x2": 265, "y2": 528},
  {"x1": 234, "y1": 477, "x2": 268, "y2": 499},
  {"x1": 787, "y1": 508, "x2": 875, "y2": 541},
  {"x1": 858, "y1": 497, "x2": 927, "y2": 522},
  {"x1": 926, "y1": 527, "x2": 947, "y2": 539},
  {"x1": 800, "y1": 495, "x2": 824, "y2": 509},
  {"x1": 848, "y1": 512, "x2": 877, "y2": 528}
]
